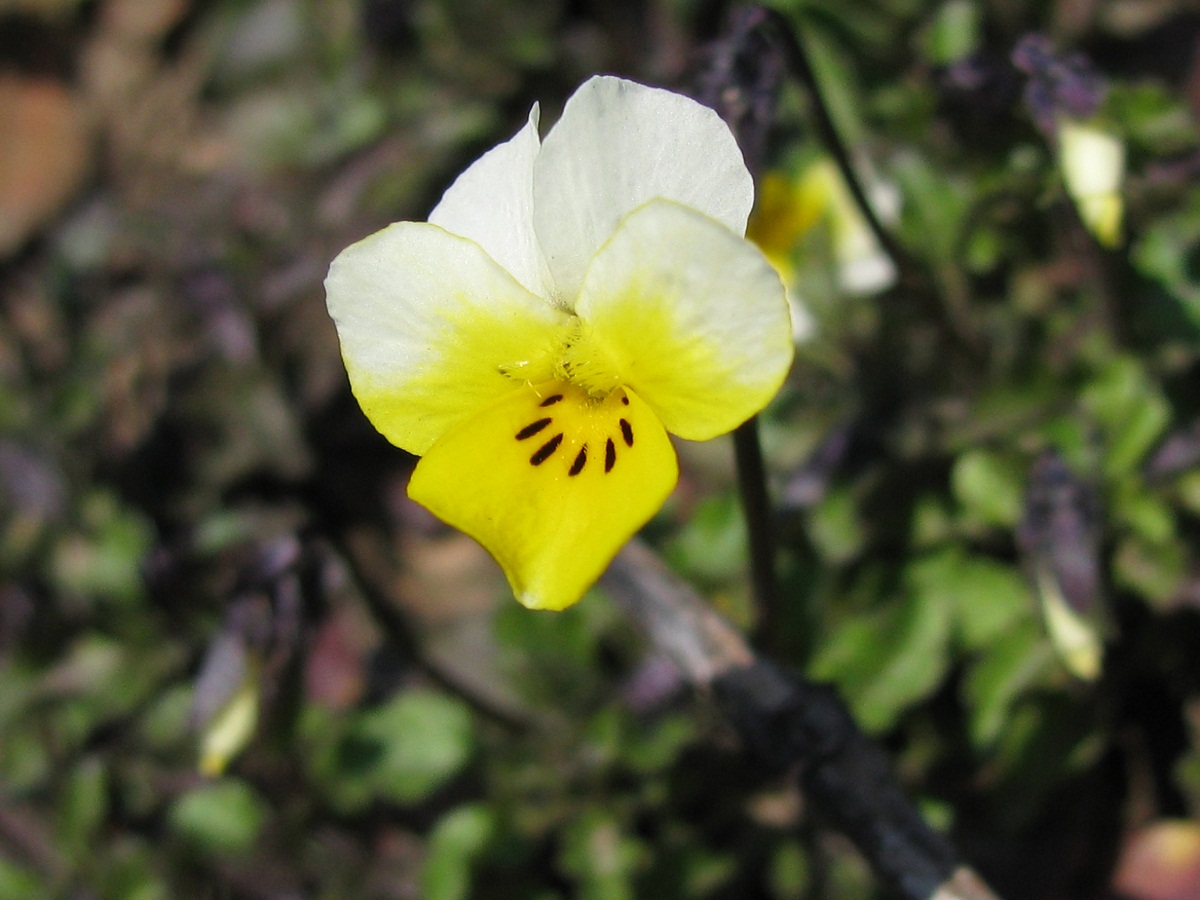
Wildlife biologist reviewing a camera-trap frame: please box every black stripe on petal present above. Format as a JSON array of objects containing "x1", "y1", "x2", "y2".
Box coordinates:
[
  {"x1": 619, "y1": 418, "x2": 634, "y2": 447},
  {"x1": 569, "y1": 445, "x2": 588, "y2": 476},
  {"x1": 530, "y1": 434, "x2": 564, "y2": 466},
  {"x1": 516, "y1": 418, "x2": 552, "y2": 440}
]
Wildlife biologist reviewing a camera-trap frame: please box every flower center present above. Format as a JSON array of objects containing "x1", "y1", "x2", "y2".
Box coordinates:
[
  {"x1": 513, "y1": 381, "x2": 636, "y2": 478},
  {"x1": 553, "y1": 319, "x2": 622, "y2": 398}
]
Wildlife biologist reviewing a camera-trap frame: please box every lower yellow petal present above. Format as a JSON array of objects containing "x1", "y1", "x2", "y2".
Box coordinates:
[{"x1": 407, "y1": 381, "x2": 678, "y2": 611}]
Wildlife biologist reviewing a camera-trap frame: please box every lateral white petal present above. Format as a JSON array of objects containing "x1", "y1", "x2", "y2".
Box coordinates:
[
  {"x1": 325, "y1": 222, "x2": 568, "y2": 455},
  {"x1": 533, "y1": 76, "x2": 754, "y2": 304},
  {"x1": 429, "y1": 105, "x2": 552, "y2": 299},
  {"x1": 575, "y1": 200, "x2": 793, "y2": 441}
]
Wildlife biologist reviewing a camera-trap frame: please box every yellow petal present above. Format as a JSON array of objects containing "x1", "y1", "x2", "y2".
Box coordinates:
[
  {"x1": 325, "y1": 222, "x2": 568, "y2": 454},
  {"x1": 408, "y1": 381, "x2": 678, "y2": 610},
  {"x1": 746, "y1": 171, "x2": 824, "y2": 277},
  {"x1": 573, "y1": 200, "x2": 793, "y2": 441},
  {"x1": 198, "y1": 669, "x2": 259, "y2": 777},
  {"x1": 1034, "y1": 562, "x2": 1104, "y2": 681},
  {"x1": 1076, "y1": 194, "x2": 1124, "y2": 249}
]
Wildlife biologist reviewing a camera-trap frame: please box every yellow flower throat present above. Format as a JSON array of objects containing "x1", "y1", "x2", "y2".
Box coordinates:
[
  {"x1": 485, "y1": 317, "x2": 645, "y2": 481},
  {"x1": 498, "y1": 317, "x2": 623, "y2": 399},
  {"x1": 514, "y1": 381, "x2": 636, "y2": 479}
]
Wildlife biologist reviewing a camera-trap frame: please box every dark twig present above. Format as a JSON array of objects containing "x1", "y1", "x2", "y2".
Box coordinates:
[
  {"x1": 602, "y1": 542, "x2": 1002, "y2": 900},
  {"x1": 661, "y1": 14, "x2": 1001, "y2": 893},
  {"x1": 715, "y1": 663, "x2": 961, "y2": 898}
]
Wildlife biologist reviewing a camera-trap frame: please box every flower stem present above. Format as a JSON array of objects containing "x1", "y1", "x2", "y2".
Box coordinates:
[
  {"x1": 692, "y1": 8, "x2": 788, "y2": 639},
  {"x1": 733, "y1": 419, "x2": 780, "y2": 642},
  {"x1": 696, "y1": 7, "x2": 926, "y2": 641},
  {"x1": 753, "y1": 7, "x2": 915, "y2": 280}
]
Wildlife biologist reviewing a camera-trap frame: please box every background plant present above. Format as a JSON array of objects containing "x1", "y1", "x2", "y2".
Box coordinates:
[{"x1": 2, "y1": 0, "x2": 1200, "y2": 898}]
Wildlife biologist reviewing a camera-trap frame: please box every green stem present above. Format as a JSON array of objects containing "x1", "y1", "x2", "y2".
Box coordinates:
[
  {"x1": 734, "y1": 418, "x2": 780, "y2": 646},
  {"x1": 756, "y1": 7, "x2": 915, "y2": 280}
]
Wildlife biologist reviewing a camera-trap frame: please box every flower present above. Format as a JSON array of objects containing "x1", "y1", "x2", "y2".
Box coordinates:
[
  {"x1": 325, "y1": 76, "x2": 793, "y2": 611},
  {"x1": 1058, "y1": 117, "x2": 1125, "y2": 248},
  {"x1": 747, "y1": 156, "x2": 897, "y2": 323},
  {"x1": 1018, "y1": 450, "x2": 1106, "y2": 681},
  {"x1": 1008, "y1": 35, "x2": 1125, "y2": 248}
]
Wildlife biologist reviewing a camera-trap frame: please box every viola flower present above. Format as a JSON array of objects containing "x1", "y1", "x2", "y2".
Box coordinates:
[
  {"x1": 1058, "y1": 117, "x2": 1125, "y2": 248},
  {"x1": 325, "y1": 76, "x2": 793, "y2": 611},
  {"x1": 1010, "y1": 36, "x2": 1124, "y2": 248},
  {"x1": 748, "y1": 156, "x2": 898, "y2": 308}
]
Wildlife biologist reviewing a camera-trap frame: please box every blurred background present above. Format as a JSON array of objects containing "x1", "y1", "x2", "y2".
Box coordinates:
[{"x1": 3, "y1": 0, "x2": 1200, "y2": 897}]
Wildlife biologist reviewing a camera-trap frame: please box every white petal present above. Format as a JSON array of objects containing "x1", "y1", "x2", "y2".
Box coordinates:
[
  {"x1": 573, "y1": 200, "x2": 793, "y2": 441},
  {"x1": 533, "y1": 76, "x2": 754, "y2": 304},
  {"x1": 325, "y1": 222, "x2": 569, "y2": 455},
  {"x1": 428, "y1": 105, "x2": 553, "y2": 299},
  {"x1": 1059, "y1": 118, "x2": 1124, "y2": 197},
  {"x1": 1059, "y1": 118, "x2": 1125, "y2": 247}
]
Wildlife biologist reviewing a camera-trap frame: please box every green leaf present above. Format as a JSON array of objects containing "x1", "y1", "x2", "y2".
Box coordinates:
[
  {"x1": 168, "y1": 778, "x2": 268, "y2": 857},
  {"x1": 621, "y1": 713, "x2": 696, "y2": 775},
  {"x1": 1112, "y1": 532, "x2": 1186, "y2": 608},
  {"x1": 769, "y1": 840, "x2": 810, "y2": 898},
  {"x1": 1113, "y1": 479, "x2": 1177, "y2": 544},
  {"x1": 559, "y1": 809, "x2": 646, "y2": 900},
  {"x1": 963, "y1": 622, "x2": 1054, "y2": 747},
  {"x1": 0, "y1": 727, "x2": 51, "y2": 793},
  {"x1": 1132, "y1": 206, "x2": 1200, "y2": 331},
  {"x1": 0, "y1": 859, "x2": 42, "y2": 899},
  {"x1": 421, "y1": 804, "x2": 496, "y2": 900},
  {"x1": 907, "y1": 548, "x2": 1031, "y2": 650},
  {"x1": 57, "y1": 756, "x2": 108, "y2": 853},
  {"x1": 666, "y1": 494, "x2": 747, "y2": 584},
  {"x1": 807, "y1": 486, "x2": 866, "y2": 565},
  {"x1": 799, "y1": 21, "x2": 866, "y2": 147},
  {"x1": 951, "y1": 449, "x2": 1025, "y2": 529},
  {"x1": 892, "y1": 151, "x2": 970, "y2": 263},
  {"x1": 810, "y1": 567, "x2": 954, "y2": 732},
  {"x1": 1105, "y1": 81, "x2": 1200, "y2": 154},
  {"x1": 920, "y1": 0, "x2": 980, "y2": 65},
  {"x1": 50, "y1": 489, "x2": 154, "y2": 608},
  {"x1": 336, "y1": 689, "x2": 475, "y2": 806},
  {"x1": 98, "y1": 837, "x2": 167, "y2": 900},
  {"x1": 493, "y1": 599, "x2": 613, "y2": 708},
  {"x1": 1081, "y1": 356, "x2": 1171, "y2": 478}
]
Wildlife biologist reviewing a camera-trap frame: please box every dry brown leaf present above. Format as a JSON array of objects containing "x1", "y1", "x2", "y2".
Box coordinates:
[{"x1": 0, "y1": 76, "x2": 90, "y2": 257}]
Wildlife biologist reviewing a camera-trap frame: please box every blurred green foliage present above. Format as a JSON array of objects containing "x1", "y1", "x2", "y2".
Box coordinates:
[{"x1": 3, "y1": 0, "x2": 1200, "y2": 897}]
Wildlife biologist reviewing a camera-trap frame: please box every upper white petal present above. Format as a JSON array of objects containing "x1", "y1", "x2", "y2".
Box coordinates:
[
  {"x1": 532, "y1": 75, "x2": 754, "y2": 304},
  {"x1": 429, "y1": 105, "x2": 553, "y2": 299}
]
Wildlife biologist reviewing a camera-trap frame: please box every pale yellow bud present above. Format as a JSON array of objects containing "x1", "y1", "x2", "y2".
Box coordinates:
[{"x1": 1059, "y1": 118, "x2": 1126, "y2": 248}]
